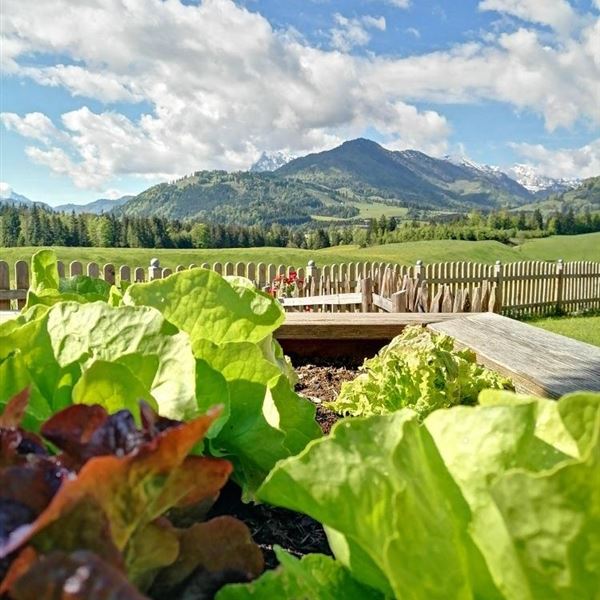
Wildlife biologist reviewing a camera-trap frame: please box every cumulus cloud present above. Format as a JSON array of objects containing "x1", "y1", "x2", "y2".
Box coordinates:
[
  {"x1": 330, "y1": 14, "x2": 386, "y2": 52},
  {"x1": 0, "y1": 182, "x2": 13, "y2": 198},
  {"x1": 479, "y1": 0, "x2": 580, "y2": 35},
  {"x1": 1, "y1": 112, "x2": 61, "y2": 144},
  {"x1": 386, "y1": 0, "x2": 411, "y2": 7},
  {"x1": 1, "y1": 0, "x2": 598, "y2": 189},
  {"x1": 510, "y1": 138, "x2": 600, "y2": 179}
]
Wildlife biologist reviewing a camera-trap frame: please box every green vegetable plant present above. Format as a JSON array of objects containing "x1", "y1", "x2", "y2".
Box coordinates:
[
  {"x1": 239, "y1": 390, "x2": 600, "y2": 600},
  {"x1": 0, "y1": 389, "x2": 264, "y2": 599},
  {"x1": 327, "y1": 326, "x2": 513, "y2": 419},
  {"x1": 123, "y1": 267, "x2": 321, "y2": 499},
  {"x1": 1, "y1": 250, "x2": 320, "y2": 499},
  {"x1": 26, "y1": 249, "x2": 114, "y2": 309}
]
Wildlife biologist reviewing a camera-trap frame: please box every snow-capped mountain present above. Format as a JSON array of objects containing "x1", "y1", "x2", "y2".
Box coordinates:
[
  {"x1": 507, "y1": 165, "x2": 580, "y2": 196},
  {"x1": 444, "y1": 155, "x2": 504, "y2": 178},
  {"x1": 443, "y1": 155, "x2": 531, "y2": 199},
  {"x1": 0, "y1": 183, "x2": 35, "y2": 206},
  {"x1": 250, "y1": 150, "x2": 296, "y2": 172}
]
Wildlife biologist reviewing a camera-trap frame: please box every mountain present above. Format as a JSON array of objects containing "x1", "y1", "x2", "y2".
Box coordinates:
[
  {"x1": 54, "y1": 195, "x2": 132, "y2": 214},
  {"x1": 250, "y1": 151, "x2": 295, "y2": 172},
  {"x1": 277, "y1": 138, "x2": 531, "y2": 209},
  {"x1": 508, "y1": 164, "x2": 580, "y2": 197},
  {"x1": 0, "y1": 189, "x2": 35, "y2": 206},
  {"x1": 524, "y1": 176, "x2": 600, "y2": 214},
  {"x1": 118, "y1": 139, "x2": 592, "y2": 226},
  {"x1": 119, "y1": 171, "x2": 357, "y2": 225},
  {"x1": 0, "y1": 187, "x2": 51, "y2": 210}
]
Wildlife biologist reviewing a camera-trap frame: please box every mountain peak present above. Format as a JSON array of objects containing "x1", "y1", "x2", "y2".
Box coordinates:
[{"x1": 250, "y1": 150, "x2": 296, "y2": 172}]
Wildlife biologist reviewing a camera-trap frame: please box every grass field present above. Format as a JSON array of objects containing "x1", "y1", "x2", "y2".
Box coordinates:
[
  {"x1": 1, "y1": 232, "x2": 599, "y2": 280},
  {"x1": 530, "y1": 315, "x2": 600, "y2": 347}
]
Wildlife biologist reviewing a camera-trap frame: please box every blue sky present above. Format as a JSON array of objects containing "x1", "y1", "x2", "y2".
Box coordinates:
[{"x1": 1, "y1": 0, "x2": 599, "y2": 206}]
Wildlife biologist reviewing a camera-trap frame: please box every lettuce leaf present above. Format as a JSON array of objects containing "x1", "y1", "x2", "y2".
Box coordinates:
[
  {"x1": 0, "y1": 302, "x2": 198, "y2": 426},
  {"x1": 26, "y1": 250, "x2": 112, "y2": 309},
  {"x1": 258, "y1": 391, "x2": 600, "y2": 599},
  {"x1": 217, "y1": 547, "x2": 384, "y2": 600},
  {"x1": 124, "y1": 269, "x2": 321, "y2": 499},
  {"x1": 327, "y1": 326, "x2": 513, "y2": 419}
]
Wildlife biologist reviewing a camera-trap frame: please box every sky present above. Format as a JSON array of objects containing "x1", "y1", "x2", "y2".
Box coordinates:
[{"x1": 1, "y1": 0, "x2": 599, "y2": 206}]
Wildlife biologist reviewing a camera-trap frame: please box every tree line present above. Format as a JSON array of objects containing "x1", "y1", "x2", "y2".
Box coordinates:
[{"x1": 1, "y1": 203, "x2": 599, "y2": 251}]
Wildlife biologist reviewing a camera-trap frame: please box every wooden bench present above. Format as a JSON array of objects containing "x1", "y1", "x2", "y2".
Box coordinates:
[{"x1": 429, "y1": 312, "x2": 600, "y2": 398}]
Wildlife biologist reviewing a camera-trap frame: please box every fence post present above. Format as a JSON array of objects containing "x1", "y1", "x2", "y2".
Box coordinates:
[
  {"x1": 361, "y1": 277, "x2": 373, "y2": 312},
  {"x1": 148, "y1": 258, "x2": 161, "y2": 281},
  {"x1": 392, "y1": 290, "x2": 406, "y2": 312},
  {"x1": 306, "y1": 260, "x2": 319, "y2": 295},
  {"x1": 306, "y1": 260, "x2": 318, "y2": 278},
  {"x1": 494, "y1": 260, "x2": 504, "y2": 312},
  {"x1": 556, "y1": 259, "x2": 564, "y2": 314},
  {"x1": 415, "y1": 259, "x2": 423, "y2": 282}
]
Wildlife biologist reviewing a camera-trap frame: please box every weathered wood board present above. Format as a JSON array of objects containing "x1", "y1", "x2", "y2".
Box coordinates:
[
  {"x1": 429, "y1": 312, "x2": 600, "y2": 398},
  {"x1": 276, "y1": 312, "x2": 477, "y2": 340}
]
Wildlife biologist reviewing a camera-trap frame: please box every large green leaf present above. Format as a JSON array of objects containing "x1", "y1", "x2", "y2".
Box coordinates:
[
  {"x1": 72, "y1": 360, "x2": 159, "y2": 421},
  {"x1": 125, "y1": 268, "x2": 319, "y2": 498},
  {"x1": 217, "y1": 547, "x2": 384, "y2": 600},
  {"x1": 26, "y1": 250, "x2": 112, "y2": 309},
  {"x1": 259, "y1": 411, "x2": 490, "y2": 598},
  {"x1": 124, "y1": 269, "x2": 284, "y2": 345},
  {"x1": 0, "y1": 302, "x2": 198, "y2": 426},
  {"x1": 30, "y1": 249, "x2": 60, "y2": 293},
  {"x1": 197, "y1": 339, "x2": 320, "y2": 498},
  {"x1": 258, "y1": 392, "x2": 600, "y2": 599}
]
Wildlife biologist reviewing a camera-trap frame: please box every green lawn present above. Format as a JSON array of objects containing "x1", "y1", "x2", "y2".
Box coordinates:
[
  {"x1": 1, "y1": 232, "x2": 599, "y2": 282},
  {"x1": 530, "y1": 315, "x2": 600, "y2": 347}
]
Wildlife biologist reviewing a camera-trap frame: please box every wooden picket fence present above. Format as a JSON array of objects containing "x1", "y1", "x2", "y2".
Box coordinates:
[{"x1": 1, "y1": 256, "x2": 599, "y2": 317}]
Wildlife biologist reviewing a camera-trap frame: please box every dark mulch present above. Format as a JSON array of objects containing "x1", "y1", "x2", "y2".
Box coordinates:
[
  {"x1": 208, "y1": 481, "x2": 331, "y2": 570},
  {"x1": 294, "y1": 358, "x2": 359, "y2": 434}
]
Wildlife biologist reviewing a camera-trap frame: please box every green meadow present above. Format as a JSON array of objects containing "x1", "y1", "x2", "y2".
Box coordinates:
[{"x1": 1, "y1": 232, "x2": 599, "y2": 281}]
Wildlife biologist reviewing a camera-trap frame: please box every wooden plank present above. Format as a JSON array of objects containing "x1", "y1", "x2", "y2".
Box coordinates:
[
  {"x1": 372, "y1": 293, "x2": 393, "y2": 312},
  {"x1": 15, "y1": 261, "x2": 28, "y2": 311},
  {"x1": 0, "y1": 261, "x2": 10, "y2": 311},
  {"x1": 276, "y1": 312, "x2": 479, "y2": 340},
  {"x1": 280, "y1": 292, "x2": 361, "y2": 307},
  {"x1": 0, "y1": 290, "x2": 27, "y2": 300},
  {"x1": 429, "y1": 313, "x2": 600, "y2": 398}
]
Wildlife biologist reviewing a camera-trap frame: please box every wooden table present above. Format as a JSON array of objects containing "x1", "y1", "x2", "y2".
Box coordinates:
[{"x1": 429, "y1": 312, "x2": 600, "y2": 398}]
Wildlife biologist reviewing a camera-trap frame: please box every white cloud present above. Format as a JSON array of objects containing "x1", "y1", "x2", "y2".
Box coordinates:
[
  {"x1": 22, "y1": 65, "x2": 143, "y2": 104},
  {"x1": 386, "y1": 0, "x2": 411, "y2": 8},
  {"x1": 405, "y1": 27, "x2": 421, "y2": 38},
  {"x1": 0, "y1": 182, "x2": 13, "y2": 198},
  {"x1": 1, "y1": 0, "x2": 598, "y2": 189},
  {"x1": 510, "y1": 138, "x2": 600, "y2": 179},
  {"x1": 479, "y1": 0, "x2": 580, "y2": 35},
  {"x1": 1, "y1": 112, "x2": 61, "y2": 144},
  {"x1": 330, "y1": 13, "x2": 386, "y2": 52},
  {"x1": 103, "y1": 188, "x2": 127, "y2": 200}
]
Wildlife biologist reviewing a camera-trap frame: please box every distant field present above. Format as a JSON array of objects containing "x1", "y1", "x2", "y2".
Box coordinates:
[
  {"x1": 530, "y1": 315, "x2": 600, "y2": 347},
  {"x1": 0, "y1": 232, "x2": 598, "y2": 280},
  {"x1": 312, "y1": 201, "x2": 409, "y2": 221},
  {"x1": 513, "y1": 232, "x2": 600, "y2": 262}
]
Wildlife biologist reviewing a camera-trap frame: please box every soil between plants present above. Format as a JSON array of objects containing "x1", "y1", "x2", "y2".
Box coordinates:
[
  {"x1": 294, "y1": 358, "x2": 359, "y2": 435},
  {"x1": 209, "y1": 360, "x2": 360, "y2": 571}
]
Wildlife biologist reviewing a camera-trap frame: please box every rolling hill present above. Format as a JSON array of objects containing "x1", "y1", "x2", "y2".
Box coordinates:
[{"x1": 519, "y1": 176, "x2": 600, "y2": 214}]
